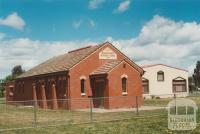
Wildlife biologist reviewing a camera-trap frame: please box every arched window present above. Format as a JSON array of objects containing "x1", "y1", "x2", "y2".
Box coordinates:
[
  {"x1": 122, "y1": 77, "x2": 127, "y2": 93},
  {"x1": 173, "y1": 77, "x2": 187, "y2": 93},
  {"x1": 157, "y1": 71, "x2": 164, "y2": 81},
  {"x1": 80, "y1": 76, "x2": 86, "y2": 95},
  {"x1": 9, "y1": 86, "x2": 14, "y2": 96}
]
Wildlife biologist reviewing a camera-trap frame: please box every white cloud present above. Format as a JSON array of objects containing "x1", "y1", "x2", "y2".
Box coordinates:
[
  {"x1": 110, "y1": 15, "x2": 200, "y2": 75},
  {"x1": 0, "y1": 33, "x2": 6, "y2": 40},
  {"x1": 89, "y1": 0, "x2": 105, "y2": 9},
  {"x1": 72, "y1": 20, "x2": 82, "y2": 29},
  {"x1": 105, "y1": 36, "x2": 113, "y2": 42},
  {"x1": 89, "y1": 19, "x2": 96, "y2": 27},
  {"x1": 114, "y1": 0, "x2": 131, "y2": 13},
  {"x1": 0, "y1": 38, "x2": 96, "y2": 78},
  {"x1": 0, "y1": 12, "x2": 26, "y2": 30},
  {"x1": 1, "y1": 15, "x2": 200, "y2": 78}
]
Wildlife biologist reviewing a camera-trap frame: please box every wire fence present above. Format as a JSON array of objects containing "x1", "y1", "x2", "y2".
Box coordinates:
[{"x1": 0, "y1": 94, "x2": 199, "y2": 131}]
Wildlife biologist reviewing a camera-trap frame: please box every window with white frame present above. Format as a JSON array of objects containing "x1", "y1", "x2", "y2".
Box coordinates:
[
  {"x1": 122, "y1": 77, "x2": 127, "y2": 94},
  {"x1": 80, "y1": 76, "x2": 86, "y2": 95}
]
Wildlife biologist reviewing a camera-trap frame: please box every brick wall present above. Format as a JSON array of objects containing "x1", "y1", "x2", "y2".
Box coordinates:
[
  {"x1": 8, "y1": 43, "x2": 143, "y2": 109},
  {"x1": 69, "y1": 43, "x2": 143, "y2": 109}
]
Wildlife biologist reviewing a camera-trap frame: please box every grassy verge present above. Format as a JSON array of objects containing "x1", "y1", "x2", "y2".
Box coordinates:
[
  {"x1": 0, "y1": 103, "x2": 167, "y2": 130},
  {"x1": 144, "y1": 96, "x2": 200, "y2": 106},
  {"x1": 0, "y1": 97, "x2": 5, "y2": 101},
  {"x1": 1, "y1": 115, "x2": 200, "y2": 134},
  {"x1": 0, "y1": 96, "x2": 199, "y2": 133}
]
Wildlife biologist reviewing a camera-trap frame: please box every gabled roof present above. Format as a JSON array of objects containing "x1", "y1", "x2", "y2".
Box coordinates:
[
  {"x1": 141, "y1": 64, "x2": 188, "y2": 72},
  {"x1": 91, "y1": 60, "x2": 122, "y2": 75},
  {"x1": 17, "y1": 42, "x2": 144, "y2": 79},
  {"x1": 18, "y1": 44, "x2": 103, "y2": 78},
  {"x1": 109, "y1": 44, "x2": 144, "y2": 75}
]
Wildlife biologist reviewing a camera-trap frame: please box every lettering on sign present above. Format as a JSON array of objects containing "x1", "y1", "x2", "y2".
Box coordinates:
[{"x1": 99, "y1": 47, "x2": 117, "y2": 59}]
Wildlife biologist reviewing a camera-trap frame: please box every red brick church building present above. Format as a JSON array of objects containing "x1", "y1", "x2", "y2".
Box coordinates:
[{"x1": 6, "y1": 42, "x2": 144, "y2": 109}]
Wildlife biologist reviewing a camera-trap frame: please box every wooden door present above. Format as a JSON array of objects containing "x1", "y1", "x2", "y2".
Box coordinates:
[{"x1": 93, "y1": 80, "x2": 105, "y2": 108}]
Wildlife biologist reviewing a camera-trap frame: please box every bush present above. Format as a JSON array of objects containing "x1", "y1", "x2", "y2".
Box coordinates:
[
  {"x1": 0, "y1": 80, "x2": 4, "y2": 98},
  {"x1": 151, "y1": 95, "x2": 155, "y2": 99},
  {"x1": 189, "y1": 84, "x2": 198, "y2": 93},
  {"x1": 155, "y1": 96, "x2": 160, "y2": 99}
]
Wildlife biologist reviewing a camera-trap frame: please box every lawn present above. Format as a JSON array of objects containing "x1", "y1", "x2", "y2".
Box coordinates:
[
  {"x1": 0, "y1": 103, "x2": 167, "y2": 129},
  {"x1": 0, "y1": 97, "x2": 5, "y2": 101},
  {"x1": 144, "y1": 96, "x2": 200, "y2": 107},
  {"x1": 1, "y1": 114, "x2": 200, "y2": 134},
  {"x1": 0, "y1": 96, "x2": 199, "y2": 134}
]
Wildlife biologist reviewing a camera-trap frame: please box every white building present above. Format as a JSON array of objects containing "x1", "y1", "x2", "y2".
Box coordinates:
[{"x1": 142, "y1": 64, "x2": 189, "y2": 98}]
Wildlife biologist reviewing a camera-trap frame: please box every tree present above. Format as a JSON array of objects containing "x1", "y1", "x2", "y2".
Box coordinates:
[
  {"x1": 188, "y1": 76, "x2": 197, "y2": 93},
  {"x1": 0, "y1": 75, "x2": 14, "y2": 97},
  {"x1": 0, "y1": 79, "x2": 5, "y2": 97},
  {"x1": 0, "y1": 65, "x2": 25, "y2": 97},
  {"x1": 193, "y1": 61, "x2": 200, "y2": 88},
  {"x1": 12, "y1": 65, "x2": 24, "y2": 78}
]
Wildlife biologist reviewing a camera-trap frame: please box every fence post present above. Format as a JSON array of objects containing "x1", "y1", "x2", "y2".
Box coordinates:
[
  {"x1": 5, "y1": 99, "x2": 7, "y2": 113},
  {"x1": 33, "y1": 100, "x2": 37, "y2": 128},
  {"x1": 136, "y1": 96, "x2": 139, "y2": 115},
  {"x1": 89, "y1": 97, "x2": 93, "y2": 123},
  {"x1": 174, "y1": 93, "x2": 177, "y2": 115}
]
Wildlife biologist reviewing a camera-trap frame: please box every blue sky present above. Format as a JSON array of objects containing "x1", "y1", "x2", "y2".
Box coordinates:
[
  {"x1": 1, "y1": 0, "x2": 200, "y2": 41},
  {"x1": 1, "y1": 0, "x2": 200, "y2": 78}
]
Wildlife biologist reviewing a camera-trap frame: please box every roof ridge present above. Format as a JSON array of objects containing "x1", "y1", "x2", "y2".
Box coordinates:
[
  {"x1": 68, "y1": 45, "x2": 92, "y2": 53},
  {"x1": 141, "y1": 64, "x2": 188, "y2": 72},
  {"x1": 17, "y1": 41, "x2": 142, "y2": 79},
  {"x1": 17, "y1": 43, "x2": 104, "y2": 79}
]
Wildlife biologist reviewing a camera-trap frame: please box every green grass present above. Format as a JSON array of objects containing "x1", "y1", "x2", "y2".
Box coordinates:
[
  {"x1": 0, "y1": 103, "x2": 167, "y2": 130},
  {"x1": 0, "y1": 97, "x2": 5, "y2": 101},
  {"x1": 144, "y1": 96, "x2": 200, "y2": 107},
  {"x1": 1, "y1": 115, "x2": 200, "y2": 134},
  {"x1": 0, "y1": 96, "x2": 200, "y2": 134}
]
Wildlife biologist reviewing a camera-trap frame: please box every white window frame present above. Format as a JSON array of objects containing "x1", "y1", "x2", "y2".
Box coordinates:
[
  {"x1": 80, "y1": 75, "x2": 86, "y2": 96},
  {"x1": 121, "y1": 74, "x2": 128, "y2": 95}
]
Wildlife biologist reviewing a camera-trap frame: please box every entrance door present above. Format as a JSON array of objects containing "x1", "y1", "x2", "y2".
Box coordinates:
[{"x1": 93, "y1": 80, "x2": 105, "y2": 108}]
